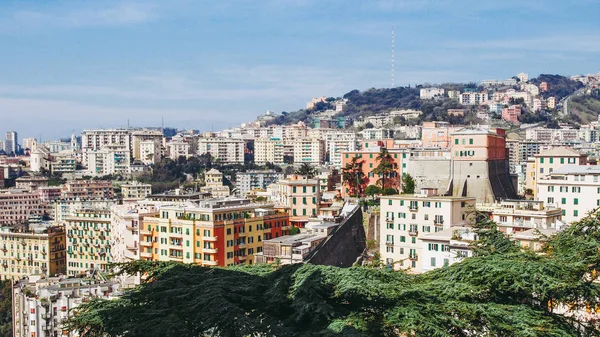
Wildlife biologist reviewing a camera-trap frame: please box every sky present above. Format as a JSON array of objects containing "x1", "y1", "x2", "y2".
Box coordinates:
[{"x1": 1, "y1": 0, "x2": 599, "y2": 141}]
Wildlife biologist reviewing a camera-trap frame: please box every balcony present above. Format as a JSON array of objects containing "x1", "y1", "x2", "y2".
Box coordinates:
[
  {"x1": 238, "y1": 255, "x2": 247, "y2": 261},
  {"x1": 281, "y1": 225, "x2": 292, "y2": 231},
  {"x1": 409, "y1": 254, "x2": 418, "y2": 261},
  {"x1": 385, "y1": 241, "x2": 394, "y2": 245},
  {"x1": 434, "y1": 219, "x2": 444, "y2": 225},
  {"x1": 385, "y1": 217, "x2": 394, "y2": 223},
  {"x1": 409, "y1": 205, "x2": 419, "y2": 211},
  {"x1": 2, "y1": 263, "x2": 7, "y2": 268},
  {"x1": 169, "y1": 232, "x2": 183, "y2": 238},
  {"x1": 409, "y1": 230, "x2": 418, "y2": 237},
  {"x1": 140, "y1": 229, "x2": 152, "y2": 235},
  {"x1": 168, "y1": 254, "x2": 183, "y2": 261},
  {"x1": 42, "y1": 313, "x2": 52, "y2": 319},
  {"x1": 203, "y1": 260, "x2": 219, "y2": 266},
  {"x1": 140, "y1": 251, "x2": 152, "y2": 258},
  {"x1": 204, "y1": 248, "x2": 218, "y2": 254},
  {"x1": 125, "y1": 224, "x2": 138, "y2": 231},
  {"x1": 202, "y1": 236, "x2": 218, "y2": 242},
  {"x1": 140, "y1": 241, "x2": 152, "y2": 247},
  {"x1": 126, "y1": 245, "x2": 138, "y2": 251},
  {"x1": 169, "y1": 243, "x2": 183, "y2": 250}
]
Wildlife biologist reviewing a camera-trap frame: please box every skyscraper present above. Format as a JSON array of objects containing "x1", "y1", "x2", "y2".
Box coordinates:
[{"x1": 5, "y1": 131, "x2": 17, "y2": 155}]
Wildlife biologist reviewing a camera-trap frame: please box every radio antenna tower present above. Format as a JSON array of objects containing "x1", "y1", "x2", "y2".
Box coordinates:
[{"x1": 391, "y1": 26, "x2": 395, "y2": 88}]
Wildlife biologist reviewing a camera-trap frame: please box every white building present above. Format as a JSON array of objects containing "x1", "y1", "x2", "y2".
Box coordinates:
[
  {"x1": 200, "y1": 168, "x2": 230, "y2": 198},
  {"x1": 167, "y1": 135, "x2": 191, "y2": 160},
  {"x1": 359, "y1": 128, "x2": 394, "y2": 140},
  {"x1": 325, "y1": 132, "x2": 360, "y2": 168},
  {"x1": 198, "y1": 138, "x2": 245, "y2": 164},
  {"x1": 419, "y1": 226, "x2": 477, "y2": 273},
  {"x1": 293, "y1": 138, "x2": 325, "y2": 164},
  {"x1": 254, "y1": 138, "x2": 284, "y2": 165},
  {"x1": 537, "y1": 165, "x2": 600, "y2": 224},
  {"x1": 82, "y1": 129, "x2": 131, "y2": 164},
  {"x1": 420, "y1": 88, "x2": 445, "y2": 99},
  {"x1": 235, "y1": 170, "x2": 284, "y2": 196},
  {"x1": 110, "y1": 202, "x2": 158, "y2": 287},
  {"x1": 459, "y1": 92, "x2": 489, "y2": 105},
  {"x1": 380, "y1": 189, "x2": 476, "y2": 272},
  {"x1": 517, "y1": 72, "x2": 529, "y2": 83},
  {"x1": 139, "y1": 139, "x2": 162, "y2": 165},
  {"x1": 121, "y1": 181, "x2": 152, "y2": 199},
  {"x1": 12, "y1": 275, "x2": 121, "y2": 337},
  {"x1": 85, "y1": 144, "x2": 131, "y2": 177}
]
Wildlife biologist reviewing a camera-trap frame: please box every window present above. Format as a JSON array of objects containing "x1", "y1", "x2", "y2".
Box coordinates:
[
  {"x1": 540, "y1": 158, "x2": 544, "y2": 163},
  {"x1": 388, "y1": 200, "x2": 392, "y2": 205},
  {"x1": 549, "y1": 158, "x2": 554, "y2": 164},
  {"x1": 568, "y1": 158, "x2": 576, "y2": 164},
  {"x1": 293, "y1": 186, "x2": 296, "y2": 193},
  {"x1": 548, "y1": 197, "x2": 554, "y2": 203},
  {"x1": 540, "y1": 168, "x2": 544, "y2": 174},
  {"x1": 574, "y1": 210, "x2": 579, "y2": 217},
  {"x1": 293, "y1": 197, "x2": 296, "y2": 205},
  {"x1": 400, "y1": 236, "x2": 406, "y2": 242},
  {"x1": 561, "y1": 198, "x2": 566, "y2": 205},
  {"x1": 386, "y1": 246, "x2": 394, "y2": 253},
  {"x1": 386, "y1": 235, "x2": 394, "y2": 244},
  {"x1": 431, "y1": 257, "x2": 436, "y2": 267},
  {"x1": 386, "y1": 223, "x2": 394, "y2": 229},
  {"x1": 469, "y1": 138, "x2": 473, "y2": 145},
  {"x1": 455, "y1": 139, "x2": 458, "y2": 145},
  {"x1": 574, "y1": 198, "x2": 579, "y2": 205},
  {"x1": 444, "y1": 259, "x2": 449, "y2": 267}
]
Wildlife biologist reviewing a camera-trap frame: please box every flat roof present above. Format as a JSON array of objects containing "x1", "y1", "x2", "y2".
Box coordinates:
[{"x1": 382, "y1": 194, "x2": 476, "y2": 201}]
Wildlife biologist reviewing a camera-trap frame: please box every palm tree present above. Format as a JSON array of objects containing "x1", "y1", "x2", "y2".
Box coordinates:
[
  {"x1": 295, "y1": 163, "x2": 317, "y2": 178},
  {"x1": 372, "y1": 148, "x2": 395, "y2": 192}
]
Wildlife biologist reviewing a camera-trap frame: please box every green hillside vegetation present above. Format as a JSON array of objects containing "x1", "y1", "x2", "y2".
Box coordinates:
[
  {"x1": 530, "y1": 74, "x2": 584, "y2": 101},
  {"x1": 66, "y1": 212, "x2": 600, "y2": 336},
  {"x1": 0, "y1": 281, "x2": 11, "y2": 337},
  {"x1": 570, "y1": 93, "x2": 600, "y2": 125}
]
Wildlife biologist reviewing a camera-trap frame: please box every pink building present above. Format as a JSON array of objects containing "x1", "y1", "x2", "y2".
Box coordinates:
[
  {"x1": 539, "y1": 82, "x2": 549, "y2": 92},
  {"x1": 501, "y1": 105, "x2": 522, "y2": 124},
  {"x1": 421, "y1": 122, "x2": 457, "y2": 148},
  {"x1": 0, "y1": 190, "x2": 42, "y2": 225}
]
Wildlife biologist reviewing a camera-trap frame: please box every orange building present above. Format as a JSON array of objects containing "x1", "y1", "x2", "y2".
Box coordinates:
[
  {"x1": 421, "y1": 122, "x2": 457, "y2": 148},
  {"x1": 140, "y1": 198, "x2": 290, "y2": 267},
  {"x1": 451, "y1": 127, "x2": 507, "y2": 161},
  {"x1": 501, "y1": 105, "x2": 522, "y2": 124},
  {"x1": 340, "y1": 147, "x2": 407, "y2": 196}
]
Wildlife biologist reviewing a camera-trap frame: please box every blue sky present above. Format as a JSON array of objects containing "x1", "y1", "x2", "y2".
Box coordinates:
[{"x1": 1, "y1": 0, "x2": 599, "y2": 140}]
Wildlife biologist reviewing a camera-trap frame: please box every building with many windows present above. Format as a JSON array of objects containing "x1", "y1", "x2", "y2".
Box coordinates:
[
  {"x1": 82, "y1": 129, "x2": 131, "y2": 164},
  {"x1": 293, "y1": 138, "x2": 325, "y2": 164},
  {"x1": 12, "y1": 275, "x2": 120, "y2": 337},
  {"x1": 525, "y1": 147, "x2": 587, "y2": 197},
  {"x1": 121, "y1": 181, "x2": 152, "y2": 200},
  {"x1": 379, "y1": 189, "x2": 475, "y2": 272},
  {"x1": 198, "y1": 138, "x2": 245, "y2": 164},
  {"x1": 254, "y1": 138, "x2": 284, "y2": 165},
  {"x1": 537, "y1": 165, "x2": 600, "y2": 224},
  {"x1": 65, "y1": 209, "x2": 113, "y2": 276},
  {"x1": 0, "y1": 223, "x2": 66, "y2": 281},
  {"x1": 85, "y1": 144, "x2": 131, "y2": 177},
  {"x1": 140, "y1": 198, "x2": 290, "y2": 267},
  {"x1": 272, "y1": 175, "x2": 321, "y2": 219},
  {"x1": 236, "y1": 170, "x2": 284, "y2": 196},
  {"x1": 0, "y1": 189, "x2": 42, "y2": 226}
]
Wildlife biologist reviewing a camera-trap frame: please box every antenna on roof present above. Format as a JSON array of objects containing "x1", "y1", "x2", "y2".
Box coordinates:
[{"x1": 391, "y1": 26, "x2": 395, "y2": 88}]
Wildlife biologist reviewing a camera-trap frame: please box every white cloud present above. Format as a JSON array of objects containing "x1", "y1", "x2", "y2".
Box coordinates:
[
  {"x1": 450, "y1": 33, "x2": 600, "y2": 53},
  {"x1": 11, "y1": 2, "x2": 158, "y2": 28}
]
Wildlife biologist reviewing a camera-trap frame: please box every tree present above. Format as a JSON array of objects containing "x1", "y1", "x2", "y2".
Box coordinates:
[
  {"x1": 364, "y1": 122, "x2": 374, "y2": 129},
  {"x1": 382, "y1": 187, "x2": 398, "y2": 195},
  {"x1": 341, "y1": 157, "x2": 367, "y2": 197},
  {"x1": 372, "y1": 148, "x2": 396, "y2": 192},
  {"x1": 66, "y1": 210, "x2": 600, "y2": 336},
  {"x1": 402, "y1": 173, "x2": 416, "y2": 194},
  {"x1": 295, "y1": 163, "x2": 317, "y2": 178},
  {"x1": 0, "y1": 281, "x2": 11, "y2": 337},
  {"x1": 364, "y1": 185, "x2": 381, "y2": 200}
]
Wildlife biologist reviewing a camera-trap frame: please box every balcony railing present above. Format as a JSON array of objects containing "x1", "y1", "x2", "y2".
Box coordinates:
[
  {"x1": 202, "y1": 236, "x2": 218, "y2": 242},
  {"x1": 409, "y1": 254, "x2": 418, "y2": 261},
  {"x1": 385, "y1": 217, "x2": 394, "y2": 223},
  {"x1": 204, "y1": 248, "x2": 218, "y2": 254},
  {"x1": 409, "y1": 205, "x2": 418, "y2": 211},
  {"x1": 203, "y1": 260, "x2": 219, "y2": 266},
  {"x1": 385, "y1": 240, "x2": 394, "y2": 245},
  {"x1": 434, "y1": 219, "x2": 444, "y2": 225},
  {"x1": 409, "y1": 230, "x2": 418, "y2": 236}
]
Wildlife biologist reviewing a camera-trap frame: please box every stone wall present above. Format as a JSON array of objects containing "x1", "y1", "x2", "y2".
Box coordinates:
[{"x1": 305, "y1": 206, "x2": 366, "y2": 267}]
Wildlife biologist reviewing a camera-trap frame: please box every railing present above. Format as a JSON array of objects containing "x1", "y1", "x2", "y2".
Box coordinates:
[
  {"x1": 386, "y1": 217, "x2": 394, "y2": 223},
  {"x1": 202, "y1": 236, "x2": 218, "y2": 242},
  {"x1": 409, "y1": 254, "x2": 418, "y2": 261},
  {"x1": 409, "y1": 205, "x2": 418, "y2": 211},
  {"x1": 409, "y1": 230, "x2": 418, "y2": 236},
  {"x1": 434, "y1": 219, "x2": 444, "y2": 225},
  {"x1": 204, "y1": 248, "x2": 218, "y2": 254},
  {"x1": 202, "y1": 260, "x2": 218, "y2": 266},
  {"x1": 385, "y1": 240, "x2": 394, "y2": 245}
]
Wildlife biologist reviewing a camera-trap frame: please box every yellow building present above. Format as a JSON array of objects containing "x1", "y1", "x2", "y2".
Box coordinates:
[
  {"x1": 140, "y1": 198, "x2": 290, "y2": 267},
  {"x1": 65, "y1": 209, "x2": 112, "y2": 276},
  {"x1": 0, "y1": 224, "x2": 66, "y2": 281}
]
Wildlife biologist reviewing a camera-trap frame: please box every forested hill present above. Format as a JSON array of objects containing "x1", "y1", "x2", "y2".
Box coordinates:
[{"x1": 530, "y1": 74, "x2": 584, "y2": 101}]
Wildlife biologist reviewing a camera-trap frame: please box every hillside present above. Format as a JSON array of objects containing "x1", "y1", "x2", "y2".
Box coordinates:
[
  {"x1": 570, "y1": 92, "x2": 600, "y2": 124},
  {"x1": 530, "y1": 74, "x2": 584, "y2": 101},
  {"x1": 341, "y1": 87, "x2": 421, "y2": 118}
]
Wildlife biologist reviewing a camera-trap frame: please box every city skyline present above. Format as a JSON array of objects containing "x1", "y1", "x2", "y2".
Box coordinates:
[{"x1": 1, "y1": 0, "x2": 599, "y2": 139}]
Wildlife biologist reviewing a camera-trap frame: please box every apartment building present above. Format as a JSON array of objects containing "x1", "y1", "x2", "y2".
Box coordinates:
[
  {"x1": 85, "y1": 144, "x2": 131, "y2": 176},
  {"x1": 167, "y1": 135, "x2": 191, "y2": 160},
  {"x1": 380, "y1": 190, "x2": 476, "y2": 272},
  {"x1": 65, "y1": 209, "x2": 113, "y2": 276},
  {"x1": 121, "y1": 181, "x2": 152, "y2": 199},
  {"x1": 200, "y1": 168, "x2": 230, "y2": 198},
  {"x1": 131, "y1": 129, "x2": 164, "y2": 161},
  {"x1": 62, "y1": 180, "x2": 114, "y2": 199},
  {"x1": 419, "y1": 226, "x2": 476, "y2": 273},
  {"x1": 419, "y1": 87, "x2": 445, "y2": 99},
  {"x1": 340, "y1": 147, "x2": 405, "y2": 196},
  {"x1": 272, "y1": 175, "x2": 321, "y2": 219},
  {"x1": 324, "y1": 132, "x2": 360, "y2": 168},
  {"x1": 140, "y1": 198, "x2": 290, "y2": 266},
  {"x1": 459, "y1": 91, "x2": 488, "y2": 105},
  {"x1": 525, "y1": 147, "x2": 587, "y2": 196},
  {"x1": 501, "y1": 105, "x2": 522, "y2": 124},
  {"x1": 110, "y1": 202, "x2": 159, "y2": 287},
  {"x1": 477, "y1": 199, "x2": 563, "y2": 234},
  {"x1": 235, "y1": 170, "x2": 284, "y2": 196},
  {"x1": 54, "y1": 199, "x2": 116, "y2": 223},
  {"x1": 537, "y1": 165, "x2": 600, "y2": 224},
  {"x1": 139, "y1": 139, "x2": 162, "y2": 165},
  {"x1": 82, "y1": 129, "x2": 131, "y2": 164},
  {"x1": 15, "y1": 176, "x2": 48, "y2": 192},
  {"x1": 254, "y1": 138, "x2": 284, "y2": 165},
  {"x1": 0, "y1": 189, "x2": 42, "y2": 225},
  {"x1": 12, "y1": 275, "x2": 120, "y2": 337},
  {"x1": 0, "y1": 224, "x2": 66, "y2": 281},
  {"x1": 293, "y1": 138, "x2": 325, "y2": 164},
  {"x1": 198, "y1": 138, "x2": 245, "y2": 164},
  {"x1": 525, "y1": 127, "x2": 580, "y2": 142},
  {"x1": 359, "y1": 128, "x2": 394, "y2": 140},
  {"x1": 421, "y1": 121, "x2": 455, "y2": 148}
]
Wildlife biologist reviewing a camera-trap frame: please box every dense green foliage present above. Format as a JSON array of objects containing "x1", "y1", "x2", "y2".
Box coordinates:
[
  {"x1": 530, "y1": 74, "x2": 584, "y2": 101},
  {"x1": 364, "y1": 185, "x2": 381, "y2": 199},
  {"x1": 295, "y1": 163, "x2": 317, "y2": 178},
  {"x1": 401, "y1": 173, "x2": 415, "y2": 194},
  {"x1": 137, "y1": 155, "x2": 211, "y2": 193},
  {"x1": 0, "y1": 281, "x2": 11, "y2": 337},
  {"x1": 342, "y1": 87, "x2": 421, "y2": 118},
  {"x1": 66, "y1": 212, "x2": 600, "y2": 336}
]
